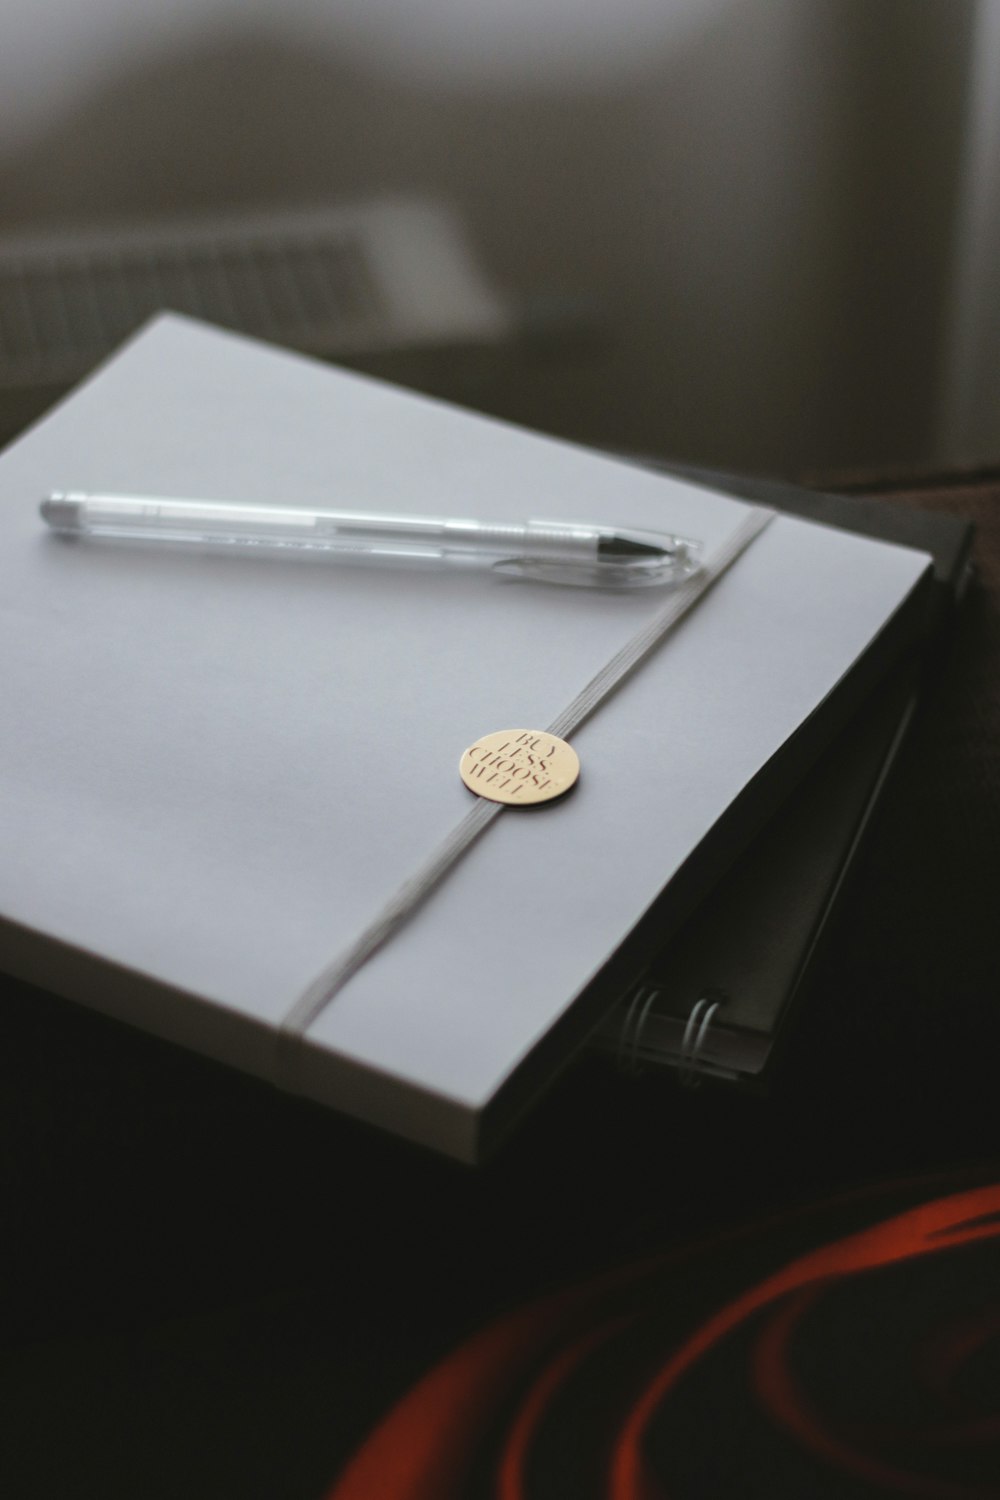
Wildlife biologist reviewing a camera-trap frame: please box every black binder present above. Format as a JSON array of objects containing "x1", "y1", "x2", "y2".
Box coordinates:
[{"x1": 593, "y1": 470, "x2": 973, "y2": 1084}]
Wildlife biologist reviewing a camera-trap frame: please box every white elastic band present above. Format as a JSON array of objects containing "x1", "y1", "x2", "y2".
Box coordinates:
[{"x1": 276, "y1": 505, "x2": 775, "y2": 1084}]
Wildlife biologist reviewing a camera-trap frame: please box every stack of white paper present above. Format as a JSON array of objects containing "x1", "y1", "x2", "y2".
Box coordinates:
[{"x1": 0, "y1": 316, "x2": 931, "y2": 1159}]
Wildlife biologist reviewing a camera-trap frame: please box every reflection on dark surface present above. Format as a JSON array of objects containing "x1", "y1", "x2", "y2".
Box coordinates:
[{"x1": 331, "y1": 1179, "x2": 1000, "y2": 1498}]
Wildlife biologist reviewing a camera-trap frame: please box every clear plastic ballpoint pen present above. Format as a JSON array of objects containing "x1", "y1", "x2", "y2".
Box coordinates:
[{"x1": 40, "y1": 492, "x2": 700, "y2": 588}]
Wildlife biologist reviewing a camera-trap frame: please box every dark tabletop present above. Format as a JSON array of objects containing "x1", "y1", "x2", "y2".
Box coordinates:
[{"x1": 1, "y1": 464, "x2": 998, "y2": 1499}]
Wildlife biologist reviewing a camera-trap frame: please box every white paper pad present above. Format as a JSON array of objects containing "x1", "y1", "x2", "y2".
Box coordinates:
[{"x1": 0, "y1": 316, "x2": 930, "y2": 1157}]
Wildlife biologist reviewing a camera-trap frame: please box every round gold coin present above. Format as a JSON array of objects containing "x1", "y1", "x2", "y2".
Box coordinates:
[{"x1": 459, "y1": 729, "x2": 580, "y2": 806}]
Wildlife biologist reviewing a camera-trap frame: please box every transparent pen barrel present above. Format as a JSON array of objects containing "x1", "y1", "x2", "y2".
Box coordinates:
[
  {"x1": 43, "y1": 496, "x2": 602, "y2": 559},
  {"x1": 40, "y1": 494, "x2": 698, "y2": 586}
]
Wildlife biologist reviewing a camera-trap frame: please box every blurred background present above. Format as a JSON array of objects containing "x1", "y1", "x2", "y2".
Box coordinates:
[{"x1": 1, "y1": 0, "x2": 998, "y2": 477}]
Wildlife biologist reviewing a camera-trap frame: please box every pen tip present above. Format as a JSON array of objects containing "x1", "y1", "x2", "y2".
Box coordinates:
[{"x1": 598, "y1": 532, "x2": 670, "y2": 562}]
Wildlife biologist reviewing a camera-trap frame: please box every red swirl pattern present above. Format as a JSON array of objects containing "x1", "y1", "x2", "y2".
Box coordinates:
[{"x1": 328, "y1": 1180, "x2": 1000, "y2": 1498}]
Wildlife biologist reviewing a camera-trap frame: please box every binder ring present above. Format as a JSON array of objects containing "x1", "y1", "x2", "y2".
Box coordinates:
[
  {"x1": 677, "y1": 992, "x2": 724, "y2": 1087},
  {"x1": 617, "y1": 981, "x2": 663, "y2": 1074}
]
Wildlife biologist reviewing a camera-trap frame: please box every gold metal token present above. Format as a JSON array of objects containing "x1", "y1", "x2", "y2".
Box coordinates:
[{"x1": 459, "y1": 729, "x2": 579, "y2": 806}]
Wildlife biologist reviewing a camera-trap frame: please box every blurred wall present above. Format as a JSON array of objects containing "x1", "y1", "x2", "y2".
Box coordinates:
[
  {"x1": 0, "y1": 0, "x2": 978, "y2": 475},
  {"x1": 942, "y1": 0, "x2": 1000, "y2": 466}
]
